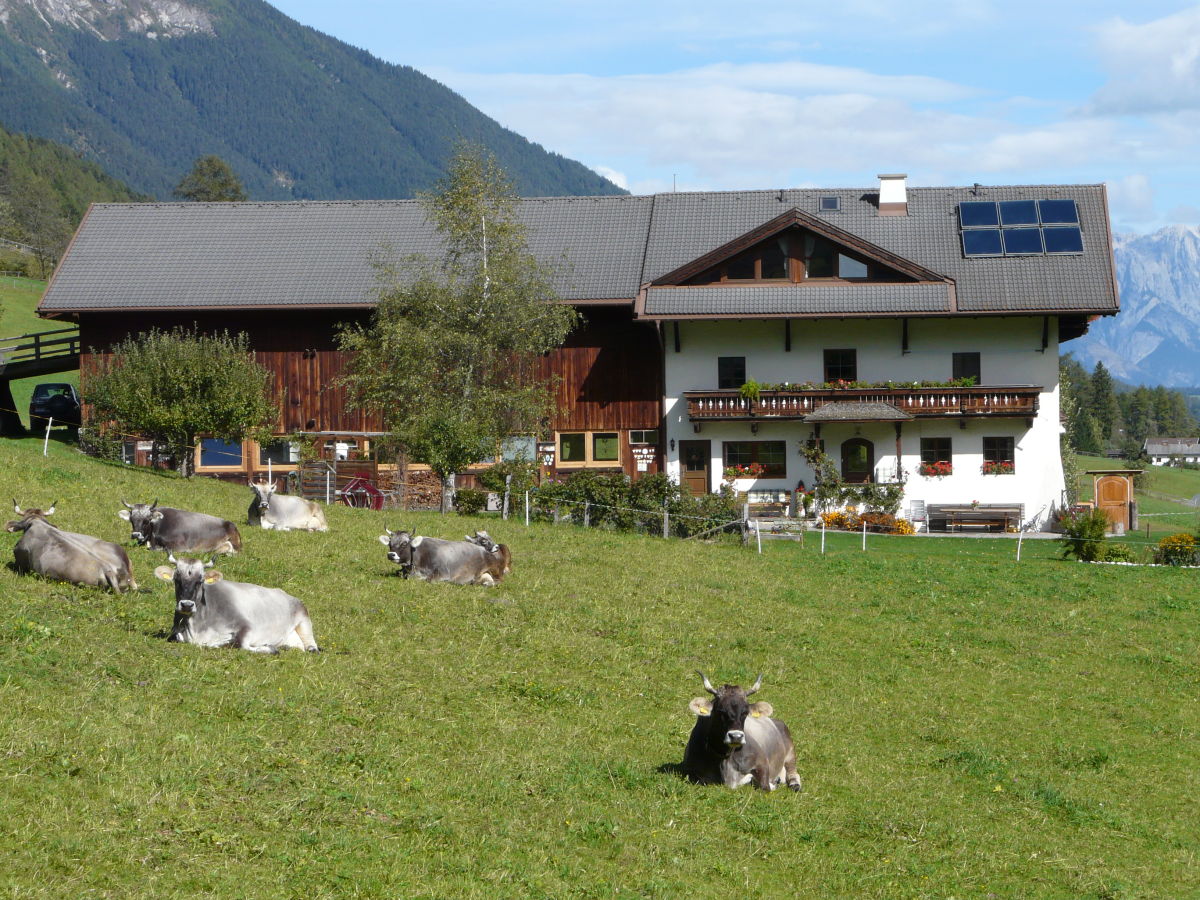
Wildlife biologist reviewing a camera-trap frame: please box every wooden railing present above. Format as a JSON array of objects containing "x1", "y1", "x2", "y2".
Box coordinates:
[
  {"x1": 0, "y1": 328, "x2": 80, "y2": 368},
  {"x1": 683, "y1": 385, "x2": 1041, "y2": 420}
]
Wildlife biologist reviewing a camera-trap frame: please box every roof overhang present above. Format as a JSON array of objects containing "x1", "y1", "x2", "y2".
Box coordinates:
[{"x1": 803, "y1": 401, "x2": 914, "y2": 423}]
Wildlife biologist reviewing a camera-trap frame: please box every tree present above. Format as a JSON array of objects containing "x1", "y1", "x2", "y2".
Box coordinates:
[
  {"x1": 1089, "y1": 362, "x2": 1120, "y2": 446},
  {"x1": 83, "y1": 327, "x2": 277, "y2": 476},
  {"x1": 339, "y1": 144, "x2": 577, "y2": 511},
  {"x1": 173, "y1": 155, "x2": 247, "y2": 202}
]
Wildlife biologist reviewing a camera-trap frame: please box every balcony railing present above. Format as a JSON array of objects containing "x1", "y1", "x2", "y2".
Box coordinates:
[{"x1": 683, "y1": 385, "x2": 1041, "y2": 421}]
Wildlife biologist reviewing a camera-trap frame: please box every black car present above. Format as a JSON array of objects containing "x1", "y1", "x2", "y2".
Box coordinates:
[{"x1": 29, "y1": 382, "x2": 80, "y2": 429}]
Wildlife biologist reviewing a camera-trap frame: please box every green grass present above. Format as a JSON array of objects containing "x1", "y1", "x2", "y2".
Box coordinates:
[
  {"x1": 2, "y1": 437, "x2": 1199, "y2": 898},
  {"x1": 1074, "y1": 453, "x2": 1200, "y2": 540},
  {"x1": 0, "y1": 275, "x2": 77, "y2": 429}
]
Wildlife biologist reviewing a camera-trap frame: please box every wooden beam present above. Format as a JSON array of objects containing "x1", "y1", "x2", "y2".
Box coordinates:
[
  {"x1": 901, "y1": 318, "x2": 910, "y2": 355},
  {"x1": 1040, "y1": 316, "x2": 1049, "y2": 353},
  {"x1": 785, "y1": 319, "x2": 792, "y2": 352},
  {"x1": 673, "y1": 321, "x2": 681, "y2": 353}
]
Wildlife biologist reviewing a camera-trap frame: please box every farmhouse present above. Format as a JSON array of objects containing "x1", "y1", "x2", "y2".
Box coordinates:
[
  {"x1": 1143, "y1": 437, "x2": 1200, "y2": 466},
  {"x1": 39, "y1": 175, "x2": 1118, "y2": 527}
]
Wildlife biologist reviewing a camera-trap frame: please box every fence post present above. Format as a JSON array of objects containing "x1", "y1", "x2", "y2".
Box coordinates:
[
  {"x1": 43, "y1": 416, "x2": 53, "y2": 456},
  {"x1": 583, "y1": 500, "x2": 591, "y2": 528},
  {"x1": 553, "y1": 504, "x2": 560, "y2": 525},
  {"x1": 662, "y1": 497, "x2": 669, "y2": 539},
  {"x1": 502, "y1": 474, "x2": 511, "y2": 520},
  {"x1": 325, "y1": 469, "x2": 331, "y2": 505},
  {"x1": 862, "y1": 520, "x2": 867, "y2": 551},
  {"x1": 756, "y1": 519, "x2": 762, "y2": 554},
  {"x1": 821, "y1": 520, "x2": 826, "y2": 555},
  {"x1": 1016, "y1": 531, "x2": 1024, "y2": 562},
  {"x1": 525, "y1": 491, "x2": 530, "y2": 527}
]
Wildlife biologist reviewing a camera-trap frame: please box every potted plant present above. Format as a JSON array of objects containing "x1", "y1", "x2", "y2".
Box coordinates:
[
  {"x1": 982, "y1": 460, "x2": 1014, "y2": 475},
  {"x1": 918, "y1": 460, "x2": 953, "y2": 477}
]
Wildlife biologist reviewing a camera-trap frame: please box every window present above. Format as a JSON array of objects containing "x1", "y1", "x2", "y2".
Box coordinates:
[
  {"x1": 557, "y1": 431, "x2": 622, "y2": 467},
  {"x1": 323, "y1": 439, "x2": 358, "y2": 461},
  {"x1": 198, "y1": 438, "x2": 242, "y2": 468},
  {"x1": 683, "y1": 227, "x2": 901, "y2": 285},
  {"x1": 723, "y1": 441, "x2": 786, "y2": 477},
  {"x1": 952, "y1": 352, "x2": 981, "y2": 384},
  {"x1": 820, "y1": 196, "x2": 840, "y2": 212},
  {"x1": 920, "y1": 437, "x2": 952, "y2": 464},
  {"x1": 501, "y1": 436, "x2": 537, "y2": 461},
  {"x1": 592, "y1": 433, "x2": 619, "y2": 462},
  {"x1": 629, "y1": 429, "x2": 659, "y2": 445},
  {"x1": 983, "y1": 436, "x2": 1015, "y2": 474},
  {"x1": 259, "y1": 440, "x2": 297, "y2": 466},
  {"x1": 718, "y1": 356, "x2": 746, "y2": 389},
  {"x1": 824, "y1": 348, "x2": 857, "y2": 382}
]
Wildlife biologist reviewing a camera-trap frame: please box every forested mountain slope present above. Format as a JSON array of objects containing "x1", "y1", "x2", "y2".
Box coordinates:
[{"x1": 0, "y1": 0, "x2": 623, "y2": 200}]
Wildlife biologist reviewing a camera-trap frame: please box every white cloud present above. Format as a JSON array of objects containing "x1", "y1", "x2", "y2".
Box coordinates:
[
  {"x1": 1089, "y1": 7, "x2": 1200, "y2": 114},
  {"x1": 592, "y1": 166, "x2": 628, "y2": 190},
  {"x1": 1106, "y1": 173, "x2": 1156, "y2": 223}
]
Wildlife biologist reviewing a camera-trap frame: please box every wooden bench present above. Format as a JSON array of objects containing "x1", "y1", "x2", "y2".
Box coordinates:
[{"x1": 927, "y1": 504, "x2": 1023, "y2": 533}]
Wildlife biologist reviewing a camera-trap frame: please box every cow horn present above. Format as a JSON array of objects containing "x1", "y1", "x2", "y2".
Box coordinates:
[
  {"x1": 697, "y1": 671, "x2": 719, "y2": 696},
  {"x1": 385, "y1": 527, "x2": 394, "y2": 536},
  {"x1": 745, "y1": 673, "x2": 764, "y2": 696},
  {"x1": 167, "y1": 553, "x2": 177, "y2": 564},
  {"x1": 203, "y1": 559, "x2": 215, "y2": 569},
  {"x1": 122, "y1": 499, "x2": 133, "y2": 509},
  {"x1": 150, "y1": 499, "x2": 158, "y2": 510},
  {"x1": 12, "y1": 499, "x2": 20, "y2": 514}
]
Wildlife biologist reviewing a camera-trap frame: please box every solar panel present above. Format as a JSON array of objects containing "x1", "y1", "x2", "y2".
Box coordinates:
[
  {"x1": 999, "y1": 200, "x2": 1038, "y2": 226},
  {"x1": 1037, "y1": 199, "x2": 1078, "y2": 224},
  {"x1": 1043, "y1": 226, "x2": 1084, "y2": 253},
  {"x1": 962, "y1": 229, "x2": 1003, "y2": 256},
  {"x1": 1002, "y1": 227, "x2": 1044, "y2": 254},
  {"x1": 959, "y1": 201, "x2": 998, "y2": 227}
]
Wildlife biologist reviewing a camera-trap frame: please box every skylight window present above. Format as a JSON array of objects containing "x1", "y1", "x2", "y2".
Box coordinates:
[
  {"x1": 820, "y1": 196, "x2": 840, "y2": 212},
  {"x1": 959, "y1": 199, "x2": 1082, "y2": 258}
]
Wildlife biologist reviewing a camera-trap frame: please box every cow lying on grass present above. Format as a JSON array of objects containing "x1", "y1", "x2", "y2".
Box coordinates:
[
  {"x1": 682, "y1": 672, "x2": 802, "y2": 792},
  {"x1": 7, "y1": 501, "x2": 137, "y2": 593},
  {"x1": 464, "y1": 530, "x2": 512, "y2": 582},
  {"x1": 119, "y1": 500, "x2": 242, "y2": 556},
  {"x1": 247, "y1": 481, "x2": 328, "y2": 532},
  {"x1": 378, "y1": 528, "x2": 505, "y2": 585},
  {"x1": 155, "y1": 556, "x2": 319, "y2": 653}
]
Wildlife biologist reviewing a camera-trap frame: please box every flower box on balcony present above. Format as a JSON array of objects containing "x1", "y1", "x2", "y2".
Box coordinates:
[
  {"x1": 982, "y1": 460, "x2": 1015, "y2": 475},
  {"x1": 919, "y1": 460, "x2": 953, "y2": 478}
]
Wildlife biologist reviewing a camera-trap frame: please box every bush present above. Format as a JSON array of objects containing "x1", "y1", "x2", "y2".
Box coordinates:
[
  {"x1": 1154, "y1": 533, "x2": 1198, "y2": 567},
  {"x1": 476, "y1": 457, "x2": 539, "y2": 496},
  {"x1": 1098, "y1": 543, "x2": 1137, "y2": 563},
  {"x1": 820, "y1": 508, "x2": 861, "y2": 531},
  {"x1": 1057, "y1": 507, "x2": 1110, "y2": 562},
  {"x1": 453, "y1": 488, "x2": 488, "y2": 516}
]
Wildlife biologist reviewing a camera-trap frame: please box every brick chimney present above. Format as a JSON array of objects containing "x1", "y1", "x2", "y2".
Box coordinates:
[{"x1": 877, "y1": 173, "x2": 908, "y2": 216}]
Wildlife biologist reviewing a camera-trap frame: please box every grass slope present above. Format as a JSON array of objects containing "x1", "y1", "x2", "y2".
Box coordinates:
[
  {"x1": 1074, "y1": 453, "x2": 1200, "y2": 539},
  {"x1": 0, "y1": 275, "x2": 76, "y2": 429},
  {"x1": 1, "y1": 438, "x2": 1198, "y2": 898}
]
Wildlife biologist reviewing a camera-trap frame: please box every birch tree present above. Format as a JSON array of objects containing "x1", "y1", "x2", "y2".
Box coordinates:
[{"x1": 339, "y1": 145, "x2": 576, "y2": 510}]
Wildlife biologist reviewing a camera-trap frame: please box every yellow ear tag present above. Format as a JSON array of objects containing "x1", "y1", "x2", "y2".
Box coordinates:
[{"x1": 751, "y1": 711, "x2": 762, "y2": 717}]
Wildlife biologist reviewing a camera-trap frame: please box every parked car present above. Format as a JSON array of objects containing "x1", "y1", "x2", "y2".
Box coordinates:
[{"x1": 29, "y1": 383, "x2": 80, "y2": 429}]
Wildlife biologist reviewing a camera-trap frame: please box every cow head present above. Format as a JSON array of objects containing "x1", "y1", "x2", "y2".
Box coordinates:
[
  {"x1": 689, "y1": 673, "x2": 773, "y2": 753},
  {"x1": 464, "y1": 530, "x2": 499, "y2": 552},
  {"x1": 154, "y1": 556, "x2": 221, "y2": 616},
  {"x1": 248, "y1": 480, "x2": 276, "y2": 510},
  {"x1": 5, "y1": 500, "x2": 57, "y2": 532},
  {"x1": 378, "y1": 528, "x2": 420, "y2": 567},
  {"x1": 118, "y1": 500, "x2": 162, "y2": 544}
]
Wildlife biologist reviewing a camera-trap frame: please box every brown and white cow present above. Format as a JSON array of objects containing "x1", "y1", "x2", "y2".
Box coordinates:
[
  {"x1": 463, "y1": 530, "x2": 511, "y2": 582},
  {"x1": 682, "y1": 672, "x2": 802, "y2": 792}
]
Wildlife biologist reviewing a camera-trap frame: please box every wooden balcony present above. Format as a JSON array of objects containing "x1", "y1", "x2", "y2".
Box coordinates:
[{"x1": 683, "y1": 385, "x2": 1041, "y2": 421}]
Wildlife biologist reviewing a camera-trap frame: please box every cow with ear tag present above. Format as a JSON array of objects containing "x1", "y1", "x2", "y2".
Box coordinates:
[
  {"x1": 377, "y1": 527, "x2": 500, "y2": 585},
  {"x1": 682, "y1": 672, "x2": 802, "y2": 792},
  {"x1": 155, "y1": 555, "x2": 319, "y2": 653},
  {"x1": 247, "y1": 480, "x2": 328, "y2": 532}
]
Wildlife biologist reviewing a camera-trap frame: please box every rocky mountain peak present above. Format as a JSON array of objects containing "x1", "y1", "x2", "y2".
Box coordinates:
[{"x1": 0, "y1": 0, "x2": 215, "y2": 39}]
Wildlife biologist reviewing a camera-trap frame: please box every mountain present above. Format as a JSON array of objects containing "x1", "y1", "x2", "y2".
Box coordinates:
[
  {"x1": 0, "y1": 0, "x2": 623, "y2": 201},
  {"x1": 1067, "y1": 225, "x2": 1200, "y2": 389}
]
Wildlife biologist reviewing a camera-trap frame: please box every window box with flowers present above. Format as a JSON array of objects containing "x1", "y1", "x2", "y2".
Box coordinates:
[
  {"x1": 918, "y1": 460, "x2": 953, "y2": 478},
  {"x1": 981, "y1": 460, "x2": 1015, "y2": 475},
  {"x1": 723, "y1": 461, "x2": 767, "y2": 481}
]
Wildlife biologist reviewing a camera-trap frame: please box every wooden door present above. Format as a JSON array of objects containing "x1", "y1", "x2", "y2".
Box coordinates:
[
  {"x1": 841, "y1": 438, "x2": 874, "y2": 484},
  {"x1": 679, "y1": 440, "x2": 711, "y2": 496},
  {"x1": 1096, "y1": 475, "x2": 1129, "y2": 532}
]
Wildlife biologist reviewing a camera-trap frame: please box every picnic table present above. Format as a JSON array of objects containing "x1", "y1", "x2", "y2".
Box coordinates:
[{"x1": 929, "y1": 504, "x2": 1022, "y2": 532}]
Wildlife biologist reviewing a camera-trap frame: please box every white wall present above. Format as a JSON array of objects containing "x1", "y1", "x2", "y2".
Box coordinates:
[{"x1": 662, "y1": 317, "x2": 1065, "y2": 526}]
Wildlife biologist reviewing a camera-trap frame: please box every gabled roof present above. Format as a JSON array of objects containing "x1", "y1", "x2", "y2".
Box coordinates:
[
  {"x1": 1144, "y1": 438, "x2": 1200, "y2": 455},
  {"x1": 39, "y1": 183, "x2": 1118, "y2": 320}
]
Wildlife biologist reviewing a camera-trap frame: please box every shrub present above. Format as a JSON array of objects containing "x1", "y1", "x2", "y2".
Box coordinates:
[
  {"x1": 476, "y1": 457, "x2": 539, "y2": 496},
  {"x1": 1057, "y1": 507, "x2": 1110, "y2": 562},
  {"x1": 1097, "y1": 543, "x2": 1136, "y2": 563},
  {"x1": 1154, "y1": 533, "x2": 1198, "y2": 567},
  {"x1": 453, "y1": 488, "x2": 488, "y2": 516},
  {"x1": 891, "y1": 517, "x2": 916, "y2": 536},
  {"x1": 820, "y1": 508, "x2": 861, "y2": 531}
]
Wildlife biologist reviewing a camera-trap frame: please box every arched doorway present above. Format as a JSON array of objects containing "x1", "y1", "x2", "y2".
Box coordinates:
[{"x1": 841, "y1": 438, "x2": 874, "y2": 484}]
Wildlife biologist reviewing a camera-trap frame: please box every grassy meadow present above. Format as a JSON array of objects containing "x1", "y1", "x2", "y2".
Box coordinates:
[{"x1": 1, "y1": 436, "x2": 1199, "y2": 898}]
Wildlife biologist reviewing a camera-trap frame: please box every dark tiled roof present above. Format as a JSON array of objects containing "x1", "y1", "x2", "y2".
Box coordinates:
[
  {"x1": 40, "y1": 184, "x2": 1117, "y2": 317},
  {"x1": 642, "y1": 283, "x2": 952, "y2": 317},
  {"x1": 1144, "y1": 438, "x2": 1200, "y2": 455},
  {"x1": 803, "y1": 401, "x2": 914, "y2": 422}
]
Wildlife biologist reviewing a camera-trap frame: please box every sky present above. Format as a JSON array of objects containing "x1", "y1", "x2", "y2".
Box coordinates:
[{"x1": 267, "y1": 1, "x2": 1200, "y2": 234}]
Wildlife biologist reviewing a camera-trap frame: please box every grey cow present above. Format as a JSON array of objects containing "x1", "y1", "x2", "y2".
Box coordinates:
[
  {"x1": 247, "y1": 481, "x2": 328, "y2": 532},
  {"x1": 119, "y1": 500, "x2": 242, "y2": 555},
  {"x1": 378, "y1": 528, "x2": 499, "y2": 585},
  {"x1": 6, "y1": 501, "x2": 137, "y2": 592},
  {"x1": 682, "y1": 673, "x2": 802, "y2": 792},
  {"x1": 155, "y1": 556, "x2": 319, "y2": 653}
]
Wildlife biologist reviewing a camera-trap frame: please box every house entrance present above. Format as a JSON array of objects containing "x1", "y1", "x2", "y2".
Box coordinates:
[
  {"x1": 678, "y1": 440, "x2": 711, "y2": 496},
  {"x1": 841, "y1": 438, "x2": 874, "y2": 483}
]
